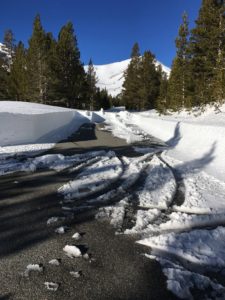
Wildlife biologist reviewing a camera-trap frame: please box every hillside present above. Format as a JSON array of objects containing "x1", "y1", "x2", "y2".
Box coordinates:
[{"x1": 85, "y1": 58, "x2": 170, "y2": 97}]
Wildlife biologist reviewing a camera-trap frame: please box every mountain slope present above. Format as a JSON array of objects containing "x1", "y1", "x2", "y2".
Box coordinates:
[{"x1": 85, "y1": 58, "x2": 170, "y2": 97}]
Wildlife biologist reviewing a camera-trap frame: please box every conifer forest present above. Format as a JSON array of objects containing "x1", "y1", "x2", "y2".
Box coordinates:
[{"x1": 0, "y1": 0, "x2": 224, "y2": 112}]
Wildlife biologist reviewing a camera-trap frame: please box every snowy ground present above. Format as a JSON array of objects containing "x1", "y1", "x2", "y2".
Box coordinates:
[{"x1": 1, "y1": 101, "x2": 225, "y2": 299}]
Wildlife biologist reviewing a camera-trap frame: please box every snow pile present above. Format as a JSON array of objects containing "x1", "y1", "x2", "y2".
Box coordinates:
[
  {"x1": 147, "y1": 255, "x2": 225, "y2": 300},
  {"x1": 63, "y1": 245, "x2": 82, "y2": 258},
  {"x1": 138, "y1": 226, "x2": 225, "y2": 271},
  {"x1": 128, "y1": 105, "x2": 225, "y2": 182},
  {"x1": 85, "y1": 58, "x2": 170, "y2": 97},
  {"x1": 138, "y1": 155, "x2": 176, "y2": 209},
  {"x1": 58, "y1": 151, "x2": 123, "y2": 200},
  {"x1": 103, "y1": 112, "x2": 150, "y2": 143},
  {"x1": 0, "y1": 101, "x2": 89, "y2": 148}
]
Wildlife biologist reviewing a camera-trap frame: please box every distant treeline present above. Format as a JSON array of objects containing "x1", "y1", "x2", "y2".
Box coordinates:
[{"x1": 0, "y1": 0, "x2": 224, "y2": 113}]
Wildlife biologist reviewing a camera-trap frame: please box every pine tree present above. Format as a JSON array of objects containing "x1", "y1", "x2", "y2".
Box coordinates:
[
  {"x1": 3, "y1": 29, "x2": 15, "y2": 58},
  {"x1": 51, "y1": 22, "x2": 86, "y2": 107},
  {"x1": 168, "y1": 12, "x2": 192, "y2": 110},
  {"x1": 122, "y1": 42, "x2": 142, "y2": 109},
  {"x1": 156, "y1": 66, "x2": 169, "y2": 113},
  {"x1": 212, "y1": 2, "x2": 225, "y2": 105},
  {"x1": 190, "y1": 0, "x2": 224, "y2": 106},
  {"x1": 27, "y1": 14, "x2": 50, "y2": 103},
  {"x1": 9, "y1": 41, "x2": 28, "y2": 101},
  {"x1": 94, "y1": 88, "x2": 111, "y2": 110},
  {"x1": 138, "y1": 51, "x2": 161, "y2": 110},
  {"x1": 87, "y1": 59, "x2": 98, "y2": 110},
  {"x1": 0, "y1": 58, "x2": 9, "y2": 99}
]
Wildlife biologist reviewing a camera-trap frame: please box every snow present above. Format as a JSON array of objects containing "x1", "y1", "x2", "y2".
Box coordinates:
[
  {"x1": 0, "y1": 101, "x2": 89, "y2": 147},
  {"x1": 72, "y1": 233, "x2": 81, "y2": 240},
  {"x1": 151, "y1": 211, "x2": 225, "y2": 233},
  {"x1": 44, "y1": 282, "x2": 59, "y2": 292},
  {"x1": 146, "y1": 255, "x2": 225, "y2": 300},
  {"x1": 138, "y1": 155, "x2": 176, "y2": 210},
  {"x1": 48, "y1": 259, "x2": 61, "y2": 266},
  {"x1": 58, "y1": 151, "x2": 123, "y2": 200},
  {"x1": 55, "y1": 226, "x2": 68, "y2": 234},
  {"x1": 138, "y1": 227, "x2": 225, "y2": 271},
  {"x1": 84, "y1": 58, "x2": 170, "y2": 97},
  {"x1": 23, "y1": 264, "x2": 44, "y2": 277},
  {"x1": 162, "y1": 154, "x2": 225, "y2": 214},
  {"x1": 128, "y1": 105, "x2": 225, "y2": 182},
  {"x1": 63, "y1": 245, "x2": 82, "y2": 258},
  {"x1": 69, "y1": 271, "x2": 82, "y2": 278},
  {"x1": 124, "y1": 209, "x2": 161, "y2": 234},
  {"x1": 47, "y1": 217, "x2": 65, "y2": 225},
  {"x1": 96, "y1": 197, "x2": 129, "y2": 230}
]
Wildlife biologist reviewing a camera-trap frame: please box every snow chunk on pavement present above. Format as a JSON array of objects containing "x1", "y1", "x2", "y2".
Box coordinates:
[
  {"x1": 72, "y1": 233, "x2": 81, "y2": 240},
  {"x1": 23, "y1": 264, "x2": 43, "y2": 277},
  {"x1": 138, "y1": 155, "x2": 176, "y2": 209},
  {"x1": 48, "y1": 259, "x2": 61, "y2": 266},
  {"x1": 63, "y1": 245, "x2": 82, "y2": 258},
  {"x1": 55, "y1": 226, "x2": 68, "y2": 234},
  {"x1": 44, "y1": 282, "x2": 59, "y2": 291},
  {"x1": 70, "y1": 271, "x2": 82, "y2": 278},
  {"x1": 47, "y1": 216, "x2": 65, "y2": 225},
  {"x1": 138, "y1": 227, "x2": 225, "y2": 271}
]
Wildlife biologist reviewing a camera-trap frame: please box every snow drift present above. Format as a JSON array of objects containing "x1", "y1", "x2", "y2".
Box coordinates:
[
  {"x1": 0, "y1": 101, "x2": 89, "y2": 147},
  {"x1": 104, "y1": 106, "x2": 225, "y2": 181}
]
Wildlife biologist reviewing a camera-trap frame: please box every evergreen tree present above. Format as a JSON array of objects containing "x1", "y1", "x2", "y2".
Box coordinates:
[
  {"x1": 190, "y1": 0, "x2": 224, "y2": 106},
  {"x1": 9, "y1": 41, "x2": 28, "y2": 101},
  {"x1": 212, "y1": 2, "x2": 225, "y2": 105},
  {"x1": 87, "y1": 58, "x2": 98, "y2": 110},
  {"x1": 0, "y1": 58, "x2": 9, "y2": 99},
  {"x1": 122, "y1": 42, "x2": 142, "y2": 109},
  {"x1": 3, "y1": 29, "x2": 15, "y2": 57},
  {"x1": 168, "y1": 12, "x2": 192, "y2": 110},
  {"x1": 94, "y1": 88, "x2": 111, "y2": 110},
  {"x1": 27, "y1": 14, "x2": 50, "y2": 103},
  {"x1": 156, "y1": 66, "x2": 169, "y2": 113},
  {"x1": 138, "y1": 51, "x2": 161, "y2": 110},
  {"x1": 51, "y1": 22, "x2": 86, "y2": 107}
]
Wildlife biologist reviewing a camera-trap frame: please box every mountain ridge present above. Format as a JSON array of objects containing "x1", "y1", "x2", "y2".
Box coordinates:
[{"x1": 85, "y1": 58, "x2": 170, "y2": 97}]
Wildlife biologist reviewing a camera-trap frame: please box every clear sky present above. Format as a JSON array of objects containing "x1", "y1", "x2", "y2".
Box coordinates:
[{"x1": 0, "y1": 0, "x2": 202, "y2": 67}]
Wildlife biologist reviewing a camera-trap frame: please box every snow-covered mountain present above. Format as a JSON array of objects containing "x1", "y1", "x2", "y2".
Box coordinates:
[
  {"x1": 0, "y1": 43, "x2": 10, "y2": 60},
  {"x1": 85, "y1": 58, "x2": 170, "y2": 97}
]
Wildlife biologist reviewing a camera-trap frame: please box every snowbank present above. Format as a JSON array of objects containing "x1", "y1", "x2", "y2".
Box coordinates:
[
  {"x1": 108, "y1": 106, "x2": 225, "y2": 181},
  {"x1": 0, "y1": 101, "x2": 89, "y2": 147}
]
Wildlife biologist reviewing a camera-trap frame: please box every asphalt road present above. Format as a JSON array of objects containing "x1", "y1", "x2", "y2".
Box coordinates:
[{"x1": 0, "y1": 123, "x2": 177, "y2": 300}]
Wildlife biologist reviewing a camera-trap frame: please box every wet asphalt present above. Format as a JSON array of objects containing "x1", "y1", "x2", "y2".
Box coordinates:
[{"x1": 0, "y1": 123, "x2": 178, "y2": 300}]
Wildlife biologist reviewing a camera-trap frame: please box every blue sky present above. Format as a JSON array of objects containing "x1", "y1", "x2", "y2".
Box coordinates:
[{"x1": 0, "y1": 0, "x2": 201, "y2": 67}]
